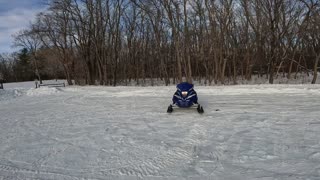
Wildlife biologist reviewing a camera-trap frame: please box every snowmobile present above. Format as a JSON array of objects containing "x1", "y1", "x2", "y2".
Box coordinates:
[{"x1": 167, "y1": 82, "x2": 204, "y2": 113}]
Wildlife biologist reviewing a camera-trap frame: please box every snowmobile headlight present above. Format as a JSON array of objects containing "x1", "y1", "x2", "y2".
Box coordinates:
[{"x1": 182, "y1": 91, "x2": 188, "y2": 97}]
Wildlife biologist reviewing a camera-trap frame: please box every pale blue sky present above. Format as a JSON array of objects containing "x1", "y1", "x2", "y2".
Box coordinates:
[{"x1": 0, "y1": 0, "x2": 47, "y2": 53}]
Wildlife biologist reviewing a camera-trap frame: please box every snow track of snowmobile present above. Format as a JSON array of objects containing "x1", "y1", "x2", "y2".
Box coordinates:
[{"x1": 1, "y1": 85, "x2": 320, "y2": 179}]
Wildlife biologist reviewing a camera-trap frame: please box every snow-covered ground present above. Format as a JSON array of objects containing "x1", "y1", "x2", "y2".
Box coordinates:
[{"x1": 1, "y1": 82, "x2": 320, "y2": 179}]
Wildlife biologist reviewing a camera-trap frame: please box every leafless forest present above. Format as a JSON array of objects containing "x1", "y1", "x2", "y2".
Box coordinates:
[{"x1": 0, "y1": 0, "x2": 320, "y2": 85}]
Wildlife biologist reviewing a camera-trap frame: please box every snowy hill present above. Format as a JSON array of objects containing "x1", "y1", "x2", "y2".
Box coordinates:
[{"x1": 1, "y1": 83, "x2": 320, "y2": 179}]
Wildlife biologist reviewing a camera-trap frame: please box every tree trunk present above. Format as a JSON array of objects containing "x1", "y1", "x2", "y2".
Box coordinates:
[{"x1": 311, "y1": 54, "x2": 320, "y2": 84}]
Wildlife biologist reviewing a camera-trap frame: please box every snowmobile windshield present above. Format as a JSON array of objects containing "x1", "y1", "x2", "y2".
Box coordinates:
[{"x1": 176, "y1": 82, "x2": 194, "y2": 92}]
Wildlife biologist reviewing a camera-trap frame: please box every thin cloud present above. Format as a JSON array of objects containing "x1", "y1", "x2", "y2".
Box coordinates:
[
  {"x1": 0, "y1": 1, "x2": 46, "y2": 53},
  {"x1": 0, "y1": 0, "x2": 45, "y2": 14}
]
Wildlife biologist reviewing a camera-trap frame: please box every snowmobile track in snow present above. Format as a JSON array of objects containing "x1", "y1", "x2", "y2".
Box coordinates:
[{"x1": 1, "y1": 85, "x2": 320, "y2": 179}]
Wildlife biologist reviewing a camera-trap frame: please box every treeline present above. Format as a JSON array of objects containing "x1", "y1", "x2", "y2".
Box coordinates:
[
  {"x1": 0, "y1": 49, "x2": 64, "y2": 83},
  {"x1": 1, "y1": 0, "x2": 320, "y2": 85}
]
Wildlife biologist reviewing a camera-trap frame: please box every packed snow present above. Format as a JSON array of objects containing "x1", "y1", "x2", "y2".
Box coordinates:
[{"x1": 1, "y1": 82, "x2": 320, "y2": 179}]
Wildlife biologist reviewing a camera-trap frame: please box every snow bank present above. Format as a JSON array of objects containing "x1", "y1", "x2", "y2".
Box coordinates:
[
  {"x1": 26, "y1": 87, "x2": 61, "y2": 97},
  {"x1": 0, "y1": 89, "x2": 24, "y2": 101},
  {"x1": 0, "y1": 80, "x2": 66, "y2": 100},
  {"x1": 197, "y1": 84, "x2": 320, "y2": 95},
  {"x1": 0, "y1": 87, "x2": 61, "y2": 101}
]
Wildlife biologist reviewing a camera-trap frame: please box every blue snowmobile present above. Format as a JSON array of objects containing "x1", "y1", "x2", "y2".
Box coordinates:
[{"x1": 167, "y1": 82, "x2": 204, "y2": 113}]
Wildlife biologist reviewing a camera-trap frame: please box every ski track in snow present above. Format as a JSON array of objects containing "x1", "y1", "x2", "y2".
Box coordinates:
[{"x1": 1, "y1": 84, "x2": 320, "y2": 179}]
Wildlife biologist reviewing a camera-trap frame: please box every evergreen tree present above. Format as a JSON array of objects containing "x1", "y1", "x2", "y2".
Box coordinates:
[{"x1": 13, "y1": 48, "x2": 34, "y2": 81}]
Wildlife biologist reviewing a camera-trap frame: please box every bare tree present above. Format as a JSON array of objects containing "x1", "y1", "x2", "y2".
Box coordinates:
[
  {"x1": 6, "y1": 0, "x2": 318, "y2": 85},
  {"x1": 13, "y1": 29, "x2": 43, "y2": 83}
]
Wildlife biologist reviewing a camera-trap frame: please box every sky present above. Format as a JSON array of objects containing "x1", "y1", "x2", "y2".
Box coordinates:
[{"x1": 0, "y1": 0, "x2": 47, "y2": 53}]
